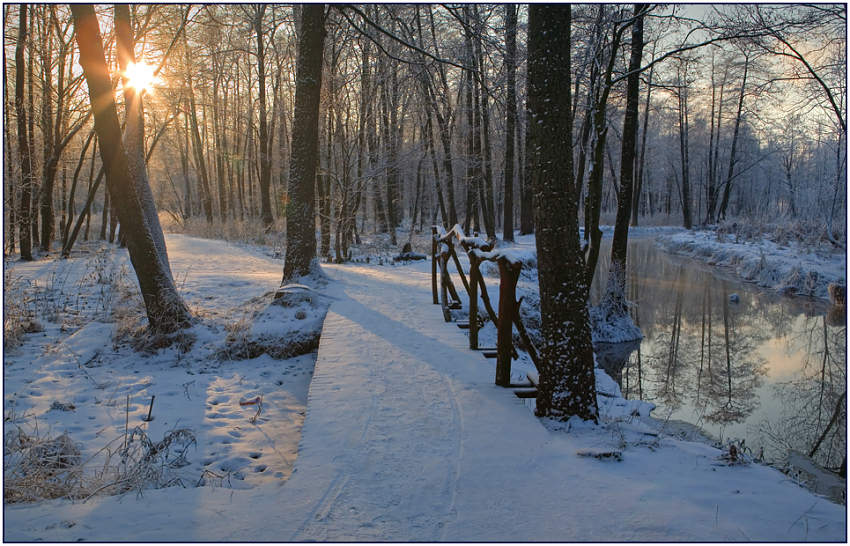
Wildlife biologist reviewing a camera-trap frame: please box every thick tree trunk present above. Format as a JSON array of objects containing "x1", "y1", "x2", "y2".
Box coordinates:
[
  {"x1": 319, "y1": 108, "x2": 332, "y2": 258},
  {"x1": 528, "y1": 4, "x2": 598, "y2": 421},
  {"x1": 38, "y1": 13, "x2": 56, "y2": 254},
  {"x1": 3, "y1": 9, "x2": 14, "y2": 255},
  {"x1": 26, "y1": 7, "x2": 37, "y2": 253},
  {"x1": 72, "y1": 4, "x2": 190, "y2": 333},
  {"x1": 282, "y1": 4, "x2": 325, "y2": 282}
]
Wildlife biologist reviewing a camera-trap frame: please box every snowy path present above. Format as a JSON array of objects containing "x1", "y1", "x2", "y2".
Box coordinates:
[
  {"x1": 257, "y1": 261, "x2": 846, "y2": 541},
  {"x1": 5, "y1": 244, "x2": 845, "y2": 541}
]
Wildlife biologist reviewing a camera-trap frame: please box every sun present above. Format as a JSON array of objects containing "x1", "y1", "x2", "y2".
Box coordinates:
[{"x1": 123, "y1": 61, "x2": 158, "y2": 93}]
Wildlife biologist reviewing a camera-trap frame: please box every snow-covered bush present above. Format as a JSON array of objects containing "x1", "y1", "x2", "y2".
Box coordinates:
[
  {"x1": 3, "y1": 270, "x2": 40, "y2": 349},
  {"x1": 4, "y1": 423, "x2": 197, "y2": 504},
  {"x1": 4, "y1": 428, "x2": 82, "y2": 503}
]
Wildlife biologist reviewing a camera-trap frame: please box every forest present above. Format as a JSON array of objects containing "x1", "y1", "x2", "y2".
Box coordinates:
[
  {"x1": 2, "y1": 4, "x2": 847, "y2": 541},
  {"x1": 3, "y1": 4, "x2": 845, "y2": 262}
]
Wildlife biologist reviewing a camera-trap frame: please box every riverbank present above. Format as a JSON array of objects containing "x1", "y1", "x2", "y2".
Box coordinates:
[{"x1": 656, "y1": 227, "x2": 846, "y2": 301}]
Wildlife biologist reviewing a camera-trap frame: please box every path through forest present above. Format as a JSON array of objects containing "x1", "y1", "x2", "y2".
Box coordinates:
[
  {"x1": 265, "y1": 259, "x2": 845, "y2": 541},
  {"x1": 4, "y1": 235, "x2": 845, "y2": 541}
]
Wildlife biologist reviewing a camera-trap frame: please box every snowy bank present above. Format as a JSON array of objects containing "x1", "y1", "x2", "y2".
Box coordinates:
[{"x1": 657, "y1": 228, "x2": 846, "y2": 301}]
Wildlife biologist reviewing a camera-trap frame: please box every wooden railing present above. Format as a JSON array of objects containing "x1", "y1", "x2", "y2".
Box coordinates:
[{"x1": 431, "y1": 225, "x2": 541, "y2": 389}]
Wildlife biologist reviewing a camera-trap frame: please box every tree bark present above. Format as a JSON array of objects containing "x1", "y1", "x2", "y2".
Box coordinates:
[
  {"x1": 254, "y1": 6, "x2": 274, "y2": 229},
  {"x1": 503, "y1": 4, "x2": 517, "y2": 242},
  {"x1": 186, "y1": 80, "x2": 213, "y2": 223},
  {"x1": 519, "y1": 107, "x2": 534, "y2": 235},
  {"x1": 473, "y1": 5, "x2": 495, "y2": 239},
  {"x1": 528, "y1": 4, "x2": 598, "y2": 421},
  {"x1": 15, "y1": 5, "x2": 33, "y2": 260},
  {"x1": 631, "y1": 44, "x2": 655, "y2": 226},
  {"x1": 282, "y1": 4, "x2": 325, "y2": 282},
  {"x1": 606, "y1": 5, "x2": 646, "y2": 307},
  {"x1": 677, "y1": 61, "x2": 693, "y2": 229},
  {"x1": 584, "y1": 8, "x2": 625, "y2": 287}
]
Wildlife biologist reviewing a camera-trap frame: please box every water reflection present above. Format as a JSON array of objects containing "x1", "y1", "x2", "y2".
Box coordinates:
[{"x1": 592, "y1": 239, "x2": 846, "y2": 468}]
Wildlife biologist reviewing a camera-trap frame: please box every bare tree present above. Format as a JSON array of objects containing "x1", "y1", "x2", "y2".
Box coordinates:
[
  {"x1": 282, "y1": 4, "x2": 326, "y2": 282},
  {"x1": 502, "y1": 4, "x2": 517, "y2": 242},
  {"x1": 604, "y1": 4, "x2": 648, "y2": 314},
  {"x1": 71, "y1": 4, "x2": 190, "y2": 333},
  {"x1": 528, "y1": 4, "x2": 598, "y2": 421},
  {"x1": 15, "y1": 5, "x2": 33, "y2": 261}
]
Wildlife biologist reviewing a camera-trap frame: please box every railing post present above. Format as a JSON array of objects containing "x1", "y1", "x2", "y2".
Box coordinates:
[
  {"x1": 469, "y1": 252, "x2": 480, "y2": 350},
  {"x1": 439, "y1": 247, "x2": 451, "y2": 322},
  {"x1": 431, "y1": 226, "x2": 438, "y2": 304},
  {"x1": 496, "y1": 257, "x2": 521, "y2": 387},
  {"x1": 449, "y1": 244, "x2": 471, "y2": 296}
]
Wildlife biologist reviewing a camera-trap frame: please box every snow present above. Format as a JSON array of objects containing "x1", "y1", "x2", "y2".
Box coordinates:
[
  {"x1": 4, "y1": 235, "x2": 325, "y2": 523},
  {"x1": 657, "y1": 228, "x2": 846, "y2": 300},
  {"x1": 589, "y1": 303, "x2": 644, "y2": 344},
  {"x1": 3, "y1": 233, "x2": 846, "y2": 541}
]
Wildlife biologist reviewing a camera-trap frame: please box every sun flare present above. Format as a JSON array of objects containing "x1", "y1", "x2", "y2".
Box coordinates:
[{"x1": 123, "y1": 61, "x2": 158, "y2": 93}]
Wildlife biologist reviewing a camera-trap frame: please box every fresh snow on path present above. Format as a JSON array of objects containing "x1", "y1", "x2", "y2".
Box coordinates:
[{"x1": 5, "y1": 237, "x2": 845, "y2": 541}]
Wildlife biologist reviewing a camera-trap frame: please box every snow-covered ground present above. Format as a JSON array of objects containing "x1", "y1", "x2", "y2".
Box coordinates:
[
  {"x1": 3, "y1": 233, "x2": 846, "y2": 541},
  {"x1": 657, "y1": 227, "x2": 846, "y2": 301},
  {"x1": 4, "y1": 235, "x2": 326, "y2": 509}
]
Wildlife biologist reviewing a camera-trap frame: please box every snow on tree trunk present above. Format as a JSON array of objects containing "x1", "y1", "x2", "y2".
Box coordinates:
[
  {"x1": 527, "y1": 5, "x2": 598, "y2": 422},
  {"x1": 282, "y1": 4, "x2": 325, "y2": 283}
]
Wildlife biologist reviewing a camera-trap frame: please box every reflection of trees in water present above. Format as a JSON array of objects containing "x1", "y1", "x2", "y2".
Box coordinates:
[
  {"x1": 615, "y1": 251, "x2": 766, "y2": 426},
  {"x1": 701, "y1": 282, "x2": 766, "y2": 424},
  {"x1": 760, "y1": 315, "x2": 846, "y2": 471},
  {"x1": 585, "y1": 239, "x2": 843, "y2": 468},
  {"x1": 649, "y1": 265, "x2": 688, "y2": 410}
]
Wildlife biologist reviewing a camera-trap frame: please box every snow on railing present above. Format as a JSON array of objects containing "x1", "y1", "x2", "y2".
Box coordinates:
[{"x1": 430, "y1": 226, "x2": 541, "y2": 387}]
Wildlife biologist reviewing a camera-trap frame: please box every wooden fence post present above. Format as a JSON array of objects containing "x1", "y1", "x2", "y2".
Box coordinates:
[
  {"x1": 496, "y1": 257, "x2": 521, "y2": 387},
  {"x1": 469, "y1": 252, "x2": 480, "y2": 349},
  {"x1": 449, "y1": 244, "x2": 471, "y2": 296},
  {"x1": 431, "y1": 226, "x2": 438, "y2": 304},
  {"x1": 439, "y1": 247, "x2": 451, "y2": 322}
]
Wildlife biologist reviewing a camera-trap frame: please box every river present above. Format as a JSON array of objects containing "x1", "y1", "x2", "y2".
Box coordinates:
[{"x1": 590, "y1": 238, "x2": 846, "y2": 469}]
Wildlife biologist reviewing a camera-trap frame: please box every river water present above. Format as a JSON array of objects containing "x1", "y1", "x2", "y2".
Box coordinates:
[{"x1": 590, "y1": 238, "x2": 846, "y2": 468}]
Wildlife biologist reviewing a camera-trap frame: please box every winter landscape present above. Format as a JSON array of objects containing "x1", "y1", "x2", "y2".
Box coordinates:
[{"x1": 3, "y1": 4, "x2": 847, "y2": 543}]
